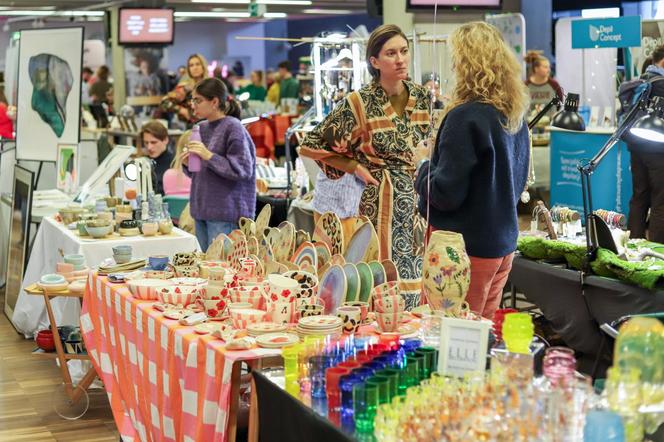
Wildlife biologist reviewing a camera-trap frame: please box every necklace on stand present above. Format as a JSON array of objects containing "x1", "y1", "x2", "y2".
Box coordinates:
[{"x1": 521, "y1": 132, "x2": 536, "y2": 203}]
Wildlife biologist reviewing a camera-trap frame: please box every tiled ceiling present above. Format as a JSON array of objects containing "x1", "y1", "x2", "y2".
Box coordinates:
[{"x1": 0, "y1": 0, "x2": 370, "y2": 18}]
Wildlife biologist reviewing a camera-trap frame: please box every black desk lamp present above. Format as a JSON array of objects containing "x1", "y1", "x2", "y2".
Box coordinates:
[
  {"x1": 578, "y1": 91, "x2": 664, "y2": 268},
  {"x1": 528, "y1": 92, "x2": 586, "y2": 131}
]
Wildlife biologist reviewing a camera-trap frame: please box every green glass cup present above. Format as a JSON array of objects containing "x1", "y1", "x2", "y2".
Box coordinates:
[
  {"x1": 353, "y1": 383, "x2": 379, "y2": 436},
  {"x1": 366, "y1": 376, "x2": 390, "y2": 404},
  {"x1": 376, "y1": 368, "x2": 400, "y2": 399},
  {"x1": 415, "y1": 347, "x2": 438, "y2": 378},
  {"x1": 407, "y1": 352, "x2": 427, "y2": 381},
  {"x1": 404, "y1": 356, "x2": 420, "y2": 388}
]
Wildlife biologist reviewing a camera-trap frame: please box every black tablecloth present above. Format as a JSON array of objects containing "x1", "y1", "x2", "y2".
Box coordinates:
[
  {"x1": 256, "y1": 196, "x2": 289, "y2": 227},
  {"x1": 253, "y1": 371, "x2": 354, "y2": 442},
  {"x1": 508, "y1": 255, "x2": 664, "y2": 373}
]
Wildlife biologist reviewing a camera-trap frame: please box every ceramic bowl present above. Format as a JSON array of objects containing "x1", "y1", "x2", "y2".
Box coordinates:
[
  {"x1": 59, "y1": 207, "x2": 85, "y2": 225},
  {"x1": 86, "y1": 218, "x2": 110, "y2": 228},
  {"x1": 141, "y1": 222, "x2": 158, "y2": 236},
  {"x1": 41, "y1": 273, "x2": 66, "y2": 285},
  {"x1": 376, "y1": 311, "x2": 404, "y2": 333},
  {"x1": 173, "y1": 252, "x2": 197, "y2": 267},
  {"x1": 267, "y1": 274, "x2": 298, "y2": 299},
  {"x1": 336, "y1": 306, "x2": 361, "y2": 334},
  {"x1": 113, "y1": 252, "x2": 133, "y2": 264},
  {"x1": 112, "y1": 245, "x2": 132, "y2": 255},
  {"x1": 204, "y1": 283, "x2": 230, "y2": 300},
  {"x1": 143, "y1": 270, "x2": 174, "y2": 280},
  {"x1": 198, "y1": 298, "x2": 229, "y2": 319},
  {"x1": 373, "y1": 295, "x2": 405, "y2": 314},
  {"x1": 230, "y1": 308, "x2": 267, "y2": 329},
  {"x1": 158, "y1": 285, "x2": 200, "y2": 306},
  {"x1": 228, "y1": 302, "x2": 253, "y2": 311},
  {"x1": 342, "y1": 301, "x2": 369, "y2": 324},
  {"x1": 170, "y1": 277, "x2": 207, "y2": 286},
  {"x1": 56, "y1": 262, "x2": 74, "y2": 273},
  {"x1": 298, "y1": 303, "x2": 324, "y2": 318},
  {"x1": 148, "y1": 255, "x2": 169, "y2": 271},
  {"x1": 87, "y1": 224, "x2": 113, "y2": 239},
  {"x1": 127, "y1": 278, "x2": 174, "y2": 300},
  {"x1": 230, "y1": 286, "x2": 265, "y2": 309},
  {"x1": 63, "y1": 254, "x2": 85, "y2": 266},
  {"x1": 120, "y1": 219, "x2": 139, "y2": 229}
]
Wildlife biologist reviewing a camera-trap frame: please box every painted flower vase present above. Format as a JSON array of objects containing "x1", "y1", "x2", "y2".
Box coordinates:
[{"x1": 422, "y1": 230, "x2": 471, "y2": 314}]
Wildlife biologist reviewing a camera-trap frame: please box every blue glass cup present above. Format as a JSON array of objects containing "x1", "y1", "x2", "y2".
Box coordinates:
[
  {"x1": 309, "y1": 355, "x2": 332, "y2": 399},
  {"x1": 583, "y1": 410, "x2": 625, "y2": 442},
  {"x1": 339, "y1": 373, "x2": 362, "y2": 434}
]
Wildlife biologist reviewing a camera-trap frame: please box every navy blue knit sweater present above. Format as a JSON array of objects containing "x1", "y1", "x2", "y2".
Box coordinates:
[{"x1": 415, "y1": 102, "x2": 529, "y2": 258}]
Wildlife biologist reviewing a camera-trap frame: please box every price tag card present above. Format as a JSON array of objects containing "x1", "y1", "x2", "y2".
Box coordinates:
[{"x1": 438, "y1": 317, "x2": 491, "y2": 377}]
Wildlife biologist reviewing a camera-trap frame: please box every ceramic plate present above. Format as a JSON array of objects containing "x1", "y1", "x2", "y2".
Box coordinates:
[
  {"x1": 247, "y1": 236, "x2": 259, "y2": 256},
  {"x1": 342, "y1": 263, "x2": 360, "y2": 303},
  {"x1": 292, "y1": 241, "x2": 317, "y2": 270},
  {"x1": 229, "y1": 237, "x2": 248, "y2": 271},
  {"x1": 313, "y1": 212, "x2": 345, "y2": 256},
  {"x1": 372, "y1": 323, "x2": 417, "y2": 338},
  {"x1": 255, "y1": 205, "x2": 271, "y2": 239},
  {"x1": 256, "y1": 332, "x2": 299, "y2": 348},
  {"x1": 228, "y1": 229, "x2": 246, "y2": 245},
  {"x1": 381, "y1": 259, "x2": 399, "y2": 282},
  {"x1": 368, "y1": 261, "x2": 386, "y2": 287},
  {"x1": 248, "y1": 254, "x2": 264, "y2": 277},
  {"x1": 329, "y1": 254, "x2": 346, "y2": 267},
  {"x1": 206, "y1": 233, "x2": 226, "y2": 260},
  {"x1": 194, "y1": 322, "x2": 225, "y2": 335},
  {"x1": 317, "y1": 265, "x2": 347, "y2": 315},
  {"x1": 355, "y1": 262, "x2": 374, "y2": 303},
  {"x1": 313, "y1": 242, "x2": 332, "y2": 269},
  {"x1": 298, "y1": 315, "x2": 343, "y2": 328},
  {"x1": 344, "y1": 222, "x2": 372, "y2": 264},
  {"x1": 274, "y1": 222, "x2": 295, "y2": 264},
  {"x1": 295, "y1": 230, "x2": 311, "y2": 251},
  {"x1": 247, "y1": 321, "x2": 288, "y2": 335},
  {"x1": 258, "y1": 236, "x2": 274, "y2": 264}
]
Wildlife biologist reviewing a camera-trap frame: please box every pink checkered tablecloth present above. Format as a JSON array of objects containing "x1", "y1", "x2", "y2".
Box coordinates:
[{"x1": 81, "y1": 273, "x2": 280, "y2": 441}]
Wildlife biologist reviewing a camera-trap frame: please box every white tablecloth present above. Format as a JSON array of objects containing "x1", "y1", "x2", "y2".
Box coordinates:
[{"x1": 11, "y1": 216, "x2": 200, "y2": 337}]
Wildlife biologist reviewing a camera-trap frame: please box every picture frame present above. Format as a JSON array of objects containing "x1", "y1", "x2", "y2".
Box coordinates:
[
  {"x1": 4, "y1": 165, "x2": 35, "y2": 326},
  {"x1": 56, "y1": 143, "x2": 79, "y2": 194},
  {"x1": 16, "y1": 27, "x2": 83, "y2": 162},
  {"x1": 72, "y1": 144, "x2": 135, "y2": 204},
  {"x1": 437, "y1": 317, "x2": 491, "y2": 377}
]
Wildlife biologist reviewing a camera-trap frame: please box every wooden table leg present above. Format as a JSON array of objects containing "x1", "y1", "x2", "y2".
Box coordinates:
[
  {"x1": 226, "y1": 361, "x2": 242, "y2": 442},
  {"x1": 248, "y1": 375, "x2": 259, "y2": 442},
  {"x1": 43, "y1": 292, "x2": 75, "y2": 395}
]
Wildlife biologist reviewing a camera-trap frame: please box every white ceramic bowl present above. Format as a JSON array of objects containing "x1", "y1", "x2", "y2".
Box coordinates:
[
  {"x1": 127, "y1": 279, "x2": 174, "y2": 300},
  {"x1": 230, "y1": 308, "x2": 267, "y2": 329},
  {"x1": 158, "y1": 285, "x2": 201, "y2": 306}
]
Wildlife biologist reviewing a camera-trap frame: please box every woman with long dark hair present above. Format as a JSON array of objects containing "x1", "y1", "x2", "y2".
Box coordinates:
[
  {"x1": 181, "y1": 78, "x2": 256, "y2": 250},
  {"x1": 299, "y1": 24, "x2": 431, "y2": 309}
]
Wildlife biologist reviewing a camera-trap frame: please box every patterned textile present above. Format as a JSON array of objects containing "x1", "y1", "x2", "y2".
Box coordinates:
[
  {"x1": 311, "y1": 171, "x2": 365, "y2": 219},
  {"x1": 81, "y1": 273, "x2": 280, "y2": 441},
  {"x1": 300, "y1": 80, "x2": 430, "y2": 299}
]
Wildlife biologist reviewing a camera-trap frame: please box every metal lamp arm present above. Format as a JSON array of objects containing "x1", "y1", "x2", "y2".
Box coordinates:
[{"x1": 528, "y1": 96, "x2": 562, "y2": 130}]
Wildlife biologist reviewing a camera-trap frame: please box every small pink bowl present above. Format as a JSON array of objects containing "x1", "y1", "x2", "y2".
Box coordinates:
[
  {"x1": 230, "y1": 308, "x2": 267, "y2": 329},
  {"x1": 158, "y1": 285, "x2": 200, "y2": 306}
]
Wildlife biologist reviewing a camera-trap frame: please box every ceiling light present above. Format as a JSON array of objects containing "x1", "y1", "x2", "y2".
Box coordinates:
[
  {"x1": 0, "y1": 10, "x2": 105, "y2": 16},
  {"x1": 174, "y1": 11, "x2": 251, "y2": 18},
  {"x1": 191, "y1": 0, "x2": 310, "y2": 4},
  {"x1": 264, "y1": 12, "x2": 287, "y2": 18},
  {"x1": 302, "y1": 9, "x2": 354, "y2": 14}
]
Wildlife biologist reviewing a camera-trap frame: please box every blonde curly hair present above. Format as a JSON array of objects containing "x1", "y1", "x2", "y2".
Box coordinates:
[{"x1": 445, "y1": 22, "x2": 529, "y2": 133}]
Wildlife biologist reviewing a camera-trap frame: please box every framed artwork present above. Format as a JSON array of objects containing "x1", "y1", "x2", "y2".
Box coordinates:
[
  {"x1": 437, "y1": 317, "x2": 491, "y2": 377},
  {"x1": 56, "y1": 143, "x2": 79, "y2": 194},
  {"x1": 4, "y1": 165, "x2": 34, "y2": 325},
  {"x1": 16, "y1": 27, "x2": 83, "y2": 162}
]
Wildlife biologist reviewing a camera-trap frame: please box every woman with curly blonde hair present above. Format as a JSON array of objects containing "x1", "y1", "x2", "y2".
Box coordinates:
[{"x1": 415, "y1": 21, "x2": 530, "y2": 320}]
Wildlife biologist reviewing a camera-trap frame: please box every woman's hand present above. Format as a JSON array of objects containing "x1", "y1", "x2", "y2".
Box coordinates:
[
  {"x1": 180, "y1": 149, "x2": 189, "y2": 166},
  {"x1": 355, "y1": 164, "x2": 379, "y2": 186},
  {"x1": 413, "y1": 139, "x2": 431, "y2": 164},
  {"x1": 187, "y1": 141, "x2": 214, "y2": 161}
]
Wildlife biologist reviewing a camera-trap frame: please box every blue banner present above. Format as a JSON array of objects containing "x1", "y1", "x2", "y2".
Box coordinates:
[{"x1": 571, "y1": 16, "x2": 641, "y2": 49}]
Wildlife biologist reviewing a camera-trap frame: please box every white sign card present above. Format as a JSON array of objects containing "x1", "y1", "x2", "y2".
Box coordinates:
[{"x1": 438, "y1": 317, "x2": 491, "y2": 377}]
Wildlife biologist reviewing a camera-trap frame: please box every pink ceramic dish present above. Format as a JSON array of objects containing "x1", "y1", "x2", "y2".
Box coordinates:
[
  {"x1": 127, "y1": 279, "x2": 174, "y2": 300},
  {"x1": 230, "y1": 308, "x2": 267, "y2": 329},
  {"x1": 158, "y1": 285, "x2": 201, "y2": 306}
]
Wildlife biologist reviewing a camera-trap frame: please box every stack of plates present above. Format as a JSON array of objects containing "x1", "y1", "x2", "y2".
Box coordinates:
[
  {"x1": 247, "y1": 322, "x2": 288, "y2": 337},
  {"x1": 296, "y1": 315, "x2": 343, "y2": 339},
  {"x1": 256, "y1": 332, "x2": 299, "y2": 348}
]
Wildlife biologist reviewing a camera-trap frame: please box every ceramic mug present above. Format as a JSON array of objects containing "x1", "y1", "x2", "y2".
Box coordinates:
[
  {"x1": 228, "y1": 302, "x2": 253, "y2": 311},
  {"x1": 173, "y1": 265, "x2": 200, "y2": 278},
  {"x1": 142, "y1": 222, "x2": 159, "y2": 236},
  {"x1": 373, "y1": 294, "x2": 405, "y2": 314},
  {"x1": 198, "y1": 297, "x2": 228, "y2": 319},
  {"x1": 173, "y1": 252, "x2": 197, "y2": 266},
  {"x1": 376, "y1": 311, "x2": 403, "y2": 333},
  {"x1": 230, "y1": 286, "x2": 265, "y2": 310},
  {"x1": 336, "y1": 306, "x2": 361, "y2": 334},
  {"x1": 342, "y1": 301, "x2": 369, "y2": 324},
  {"x1": 208, "y1": 267, "x2": 227, "y2": 282},
  {"x1": 149, "y1": 255, "x2": 169, "y2": 271},
  {"x1": 269, "y1": 298, "x2": 297, "y2": 324},
  {"x1": 112, "y1": 245, "x2": 132, "y2": 255},
  {"x1": 299, "y1": 303, "x2": 324, "y2": 318},
  {"x1": 159, "y1": 220, "x2": 174, "y2": 234}
]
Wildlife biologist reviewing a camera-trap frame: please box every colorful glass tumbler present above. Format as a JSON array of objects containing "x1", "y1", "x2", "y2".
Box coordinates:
[{"x1": 502, "y1": 312, "x2": 534, "y2": 354}]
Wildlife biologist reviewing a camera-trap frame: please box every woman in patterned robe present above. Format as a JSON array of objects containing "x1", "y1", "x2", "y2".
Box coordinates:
[{"x1": 300, "y1": 24, "x2": 431, "y2": 309}]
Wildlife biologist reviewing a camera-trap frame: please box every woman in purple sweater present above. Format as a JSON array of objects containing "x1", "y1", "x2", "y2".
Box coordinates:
[{"x1": 182, "y1": 78, "x2": 256, "y2": 250}]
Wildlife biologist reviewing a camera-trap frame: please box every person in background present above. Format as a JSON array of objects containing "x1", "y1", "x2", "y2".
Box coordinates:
[
  {"x1": 415, "y1": 22, "x2": 530, "y2": 320},
  {"x1": 170, "y1": 54, "x2": 210, "y2": 125},
  {"x1": 163, "y1": 130, "x2": 192, "y2": 196},
  {"x1": 176, "y1": 65, "x2": 187, "y2": 83},
  {"x1": 299, "y1": 24, "x2": 431, "y2": 310},
  {"x1": 525, "y1": 51, "x2": 563, "y2": 117},
  {"x1": 81, "y1": 67, "x2": 93, "y2": 106},
  {"x1": 140, "y1": 121, "x2": 173, "y2": 195},
  {"x1": 180, "y1": 54, "x2": 209, "y2": 89},
  {"x1": 265, "y1": 69, "x2": 276, "y2": 89},
  {"x1": 90, "y1": 65, "x2": 112, "y2": 104},
  {"x1": 237, "y1": 70, "x2": 266, "y2": 101},
  {"x1": 423, "y1": 73, "x2": 445, "y2": 110},
  {"x1": 181, "y1": 78, "x2": 256, "y2": 250},
  {"x1": 266, "y1": 72, "x2": 280, "y2": 106},
  {"x1": 627, "y1": 45, "x2": 664, "y2": 243},
  {"x1": 277, "y1": 60, "x2": 299, "y2": 101},
  {"x1": 0, "y1": 88, "x2": 14, "y2": 139}
]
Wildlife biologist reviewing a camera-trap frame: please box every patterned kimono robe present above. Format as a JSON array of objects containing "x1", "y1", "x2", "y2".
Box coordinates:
[{"x1": 300, "y1": 80, "x2": 431, "y2": 309}]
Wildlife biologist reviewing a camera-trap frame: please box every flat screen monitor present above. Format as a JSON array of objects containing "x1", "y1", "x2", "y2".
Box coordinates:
[
  {"x1": 407, "y1": 0, "x2": 501, "y2": 8},
  {"x1": 118, "y1": 8, "x2": 174, "y2": 45}
]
